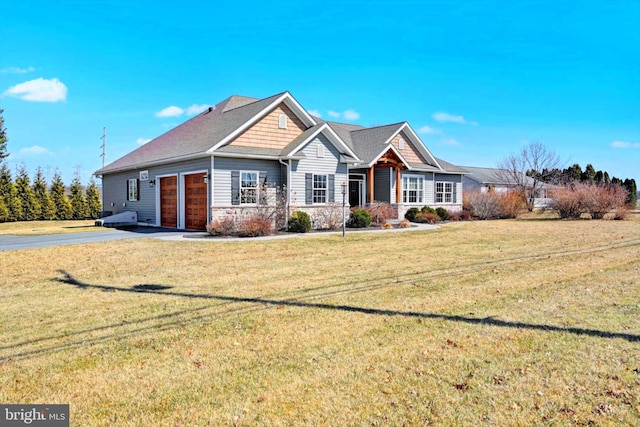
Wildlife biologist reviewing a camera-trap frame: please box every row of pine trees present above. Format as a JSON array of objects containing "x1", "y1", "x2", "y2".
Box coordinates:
[{"x1": 0, "y1": 163, "x2": 102, "y2": 222}]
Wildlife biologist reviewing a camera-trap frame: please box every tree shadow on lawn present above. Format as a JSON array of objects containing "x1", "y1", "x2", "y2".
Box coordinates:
[{"x1": 54, "y1": 270, "x2": 640, "y2": 344}]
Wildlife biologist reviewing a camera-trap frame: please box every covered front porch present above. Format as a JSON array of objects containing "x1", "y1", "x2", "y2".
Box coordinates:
[{"x1": 348, "y1": 148, "x2": 407, "y2": 213}]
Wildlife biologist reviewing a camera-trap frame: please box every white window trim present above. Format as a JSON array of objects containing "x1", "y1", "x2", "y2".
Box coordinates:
[
  {"x1": 402, "y1": 174, "x2": 424, "y2": 204},
  {"x1": 278, "y1": 114, "x2": 287, "y2": 129},
  {"x1": 240, "y1": 170, "x2": 260, "y2": 205},
  {"x1": 127, "y1": 179, "x2": 138, "y2": 201},
  {"x1": 316, "y1": 144, "x2": 325, "y2": 158},
  {"x1": 435, "y1": 181, "x2": 454, "y2": 204},
  {"x1": 313, "y1": 173, "x2": 328, "y2": 204}
]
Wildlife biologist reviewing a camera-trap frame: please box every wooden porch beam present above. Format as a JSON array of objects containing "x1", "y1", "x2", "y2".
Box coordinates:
[{"x1": 396, "y1": 167, "x2": 401, "y2": 204}]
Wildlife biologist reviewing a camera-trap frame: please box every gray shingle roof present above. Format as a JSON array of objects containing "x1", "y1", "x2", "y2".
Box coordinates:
[
  {"x1": 95, "y1": 93, "x2": 286, "y2": 174},
  {"x1": 95, "y1": 91, "x2": 466, "y2": 176},
  {"x1": 461, "y1": 166, "x2": 536, "y2": 186}
]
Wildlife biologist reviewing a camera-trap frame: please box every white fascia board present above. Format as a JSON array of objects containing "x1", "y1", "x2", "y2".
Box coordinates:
[
  {"x1": 286, "y1": 123, "x2": 362, "y2": 162},
  {"x1": 207, "y1": 92, "x2": 317, "y2": 154},
  {"x1": 394, "y1": 122, "x2": 444, "y2": 170},
  {"x1": 97, "y1": 152, "x2": 207, "y2": 176},
  {"x1": 282, "y1": 92, "x2": 318, "y2": 128},
  {"x1": 366, "y1": 144, "x2": 413, "y2": 170},
  {"x1": 210, "y1": 151, "x2": 281, "y2": 160}
]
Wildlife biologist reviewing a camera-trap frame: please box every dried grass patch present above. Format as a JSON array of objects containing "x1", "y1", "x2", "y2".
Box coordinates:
[{"x1": 1, "y1": 217, "x2": 639, "y2": 425}]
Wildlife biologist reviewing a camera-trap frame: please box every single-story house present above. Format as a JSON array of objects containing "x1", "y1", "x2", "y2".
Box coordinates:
[
  {"x1": 95, "y1": 91, "x2": 467, "y2": 230},
  {"x1": 462, "y1": 166, "x2": 553, "y2": 208}
]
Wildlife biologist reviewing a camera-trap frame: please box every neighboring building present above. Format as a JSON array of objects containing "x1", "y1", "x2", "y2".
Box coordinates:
[
  {"x1": 462, "y1": 166, "x2": 552, "y2": 208},
  {"x1": 95, "y1": 91, "x2": 466, "y2": 230}
]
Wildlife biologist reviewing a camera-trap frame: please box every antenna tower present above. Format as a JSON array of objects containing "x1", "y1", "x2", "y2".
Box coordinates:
[{"x1": 100, "y1": 127, "x2": 107, "y2": 168}]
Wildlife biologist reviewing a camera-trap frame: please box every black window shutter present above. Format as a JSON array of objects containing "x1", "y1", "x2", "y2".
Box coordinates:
[
  {"x1": 305, "y1": 173, "x2": 313, "y2": 204},
  {"x1": 231, "y1": 171, "x2": 240, "y2": 205},
  {"x1": 126, "y1": 180, "x2": 129, "y2": 200},
  {"x1": 328, "y1": 174, "x2": 335, "y2": 203},
  {"x1": 453, "y1": 181, "x2": 457, "y2": 203},
  {"x1": 136, "y1": 179, "x2": 140, "y2": 200}
]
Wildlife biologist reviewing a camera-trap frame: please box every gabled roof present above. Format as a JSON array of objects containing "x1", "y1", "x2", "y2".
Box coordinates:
[
  {"x1": 95, "y1": 91, "x2": 465, "y2": 176},
  {"x1": 462, "y1": 166, "x2": 536, "y2": 186}
]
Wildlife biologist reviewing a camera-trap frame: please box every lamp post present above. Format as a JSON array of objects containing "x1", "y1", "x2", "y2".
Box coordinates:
[{"x1": 341, "y1": 181, "x2": 347, "y2": 238}]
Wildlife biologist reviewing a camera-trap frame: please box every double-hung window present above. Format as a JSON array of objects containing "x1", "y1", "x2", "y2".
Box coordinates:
[
  {"x1": 435, "y1": 182, "x2": 453, "y2": 203},
  {"x1": 240, "y1": 171, "x2": 258, "y2": 204},
  {"x1": 313, "y1": 174, "x2": 327, "y2": 204},
  {"x1": 402, "y1": 175, "x2": 424, "y2": 204},
  {"x1": 127, "y1": 179, "x2": 139, "y2": 201}
]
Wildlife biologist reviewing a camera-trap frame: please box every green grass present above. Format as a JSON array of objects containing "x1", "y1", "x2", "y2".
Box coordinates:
[{"x1": 1, "y1": 216, "x2": 639, "y2": 425}]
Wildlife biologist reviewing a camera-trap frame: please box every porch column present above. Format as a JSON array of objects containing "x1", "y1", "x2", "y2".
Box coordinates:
[
  {"x1": 368, "y1": 167, "x2": 374, "y2": 203},
  {"x1": 395, "y1": 167, "x2": 401, "y2": 204}
]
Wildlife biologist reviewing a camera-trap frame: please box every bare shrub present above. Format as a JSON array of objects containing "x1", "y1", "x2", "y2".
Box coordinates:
[
  {"x1": 315, "y1": 203, "x2": 343, "y2": 230},
  {"x1": 498, "y1": 191, "x2": 526, "y2": 218},
  {"x1": 206, "y1": 217, "x2": 235, "y2": 236},
  {"x1": 467, "y1": 191, "x2": 501, "y2": 219},
  {"x1": 366, "y1": 201, "x2": 396, "y2": 224},
  {"x1": 612, "y1": 206, "x2": 630, "y2": 220},
  {"x1": 381, "y1": 222, "x2": 393, "y2": 229},
  {"x1": 237, "y1": 213, "x2": 274, "y2": 237},
  {"x1": 415, "y1": 212, "x2": 440, "y2": 224},
  {"x1": 589, "y1": 184, "x2": 627, "y2": 219},
  {"x1": 550, "y1": 183, "x2": 628, "y2": 219}
]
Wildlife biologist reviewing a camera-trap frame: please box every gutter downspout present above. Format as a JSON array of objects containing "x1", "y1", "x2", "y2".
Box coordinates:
[{"x1": 279, "y1": 157, "x2": 290, "y2": 228}]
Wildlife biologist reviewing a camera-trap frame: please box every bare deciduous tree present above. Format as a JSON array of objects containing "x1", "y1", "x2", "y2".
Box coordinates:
[{"x1": 496, "y1": 142, "x2": 563, "y2": 210}]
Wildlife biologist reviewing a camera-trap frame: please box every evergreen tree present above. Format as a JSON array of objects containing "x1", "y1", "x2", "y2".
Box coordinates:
[
  {"x1": 581, "y1": 164, "x2": 596, "y2": 183},
  {"x1": 623, "y1": 178, "x2": 637, "y2": 206},
  {"x1": 0, "y1": 163, "x2": 21, "y2": 221},
  {"x1": 15, "y1": 164, "x2": 41, "y2": 221},
  {"x1": 594, "y1": 170, "x2": 604, "y2": 183},
  {"x1": 0, "y1": 108, "x2": 8, "y2": 161},
  {"x1": 69, "y1": 172, "x2": 88, "y2": 219},
  {"x1": 50, "y1": 171, "x2": 72, "y2": 220},
  {"x1": 0, "y1": 195, "x2": 8, "y2": 222},
  {"x1": 85, "y1": 178, "x2": 102, "y2": 219},
  {"x1": 563, "y1": 164, "x2": 582, "y2": 182},
  {"x1": 33, "y1": 167, "x2": 56, "y2": 220},
  {"x1": 603, "y1": 171, "x2": 611, "y2": 185}
]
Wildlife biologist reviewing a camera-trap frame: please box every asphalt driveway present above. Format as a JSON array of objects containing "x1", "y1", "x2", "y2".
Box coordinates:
[{"x1": 0, "y1": 227, "x2": 192, "y2": 251}]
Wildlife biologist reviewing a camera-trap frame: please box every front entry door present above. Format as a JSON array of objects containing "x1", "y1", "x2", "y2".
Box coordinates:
[
  {"x1": 349, "y1": 180, "x2": 363, "y2": 207},
  {"x1": 184, "y1": 173, "x2": 207, "y2": 231},
  {"x1": 160, "y1": 176, "x2": 178, "y2": 227}
]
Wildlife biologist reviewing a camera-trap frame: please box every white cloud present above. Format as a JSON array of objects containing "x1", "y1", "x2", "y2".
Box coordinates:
[
  {"x1": 611, "y1": 140, "x2": 640, "y2": 148},
  {"x1": 440, "y1": 138, "x2": 462, "y2": 146},
  {"x1": 155, "y1": 106, "x2": 184, "y2": 118},
  {"x1": 0, "y1": 66, "x2": 35, "y2": 74},
  {"x1": 307, "y1": 109, "x2": 322, "y2": 118},
  {"x1": 17, "y1": 145, "x2": 53, "y2": 156},
  {"x1": 186, "y1": 104, "x2": 211, "y2": 115},
  {"x1": 136, "y1": 138, "x2": 152, "y2": 146},
  {"x1": 3, "y1": 78, "x2": 67, "y2": 102},
  {"x1": 418, "y1": 125, "x2": 441, "y2": 134},
  {"x1": 343, "y1": 109, "x2": 360, "y2": 121},
  {"x1": 432, "y1": 111, "x2": 477, "y2": 126},
  {"x1": 325, "y1": 109, "x2": 360, "y2": 121}
]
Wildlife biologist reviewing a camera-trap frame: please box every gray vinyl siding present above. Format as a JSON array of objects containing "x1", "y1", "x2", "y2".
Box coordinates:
[
  {"x1": 101, "y1": 157, "x2": 211, "y2": 224},
  {"x1": 290, "y1": 134, "x2": 348, "y2": 206},
  {"x1": 374, "y1": 168, "x2": 391, "y2": 203},
  {"x1": 434, "y1": 173, "x2": 462, "y2": 204},
  {"x1": 213, "y1": 157, "x2": 283, "y2": 206}
]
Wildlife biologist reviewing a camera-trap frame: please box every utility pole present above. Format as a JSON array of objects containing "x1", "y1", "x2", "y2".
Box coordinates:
[{"x1": 100, "y1": 127, "x2": 107, "y2": 168}]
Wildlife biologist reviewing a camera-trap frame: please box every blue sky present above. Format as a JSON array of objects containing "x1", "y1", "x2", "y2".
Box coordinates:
[{"x1": 1, "y1": 0, "x2": 638, "y2": 185}]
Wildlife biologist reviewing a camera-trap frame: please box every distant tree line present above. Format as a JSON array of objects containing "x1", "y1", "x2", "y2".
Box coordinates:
[
  {"x1": 0, "y1": 108, "x2": 103, "y2": 222},
  {"x1": 526, "y1": 163, "x2": 637, "y2": 206},
  {"x1": 0, "y1": 163, "x2": 102, "y2": 222}
]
